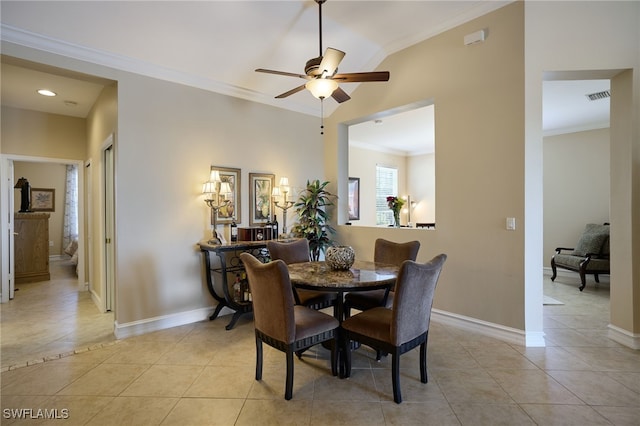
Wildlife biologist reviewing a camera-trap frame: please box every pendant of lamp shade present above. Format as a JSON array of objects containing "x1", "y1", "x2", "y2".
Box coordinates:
[{"x1": 305, "y1": 78, "x2": 338, "y2": 99}]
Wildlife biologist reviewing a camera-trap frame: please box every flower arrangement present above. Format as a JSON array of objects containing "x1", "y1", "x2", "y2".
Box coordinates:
[
  {"x1": 386, "y1": 196, "x2": 405, "y2": 227},
  {"x1": 386, "y1": 196, "x2": 405, "y2": 213}
]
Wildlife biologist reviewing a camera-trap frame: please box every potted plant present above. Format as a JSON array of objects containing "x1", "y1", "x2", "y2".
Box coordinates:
[{"x1": 292, "y1": 180, "x2": 336, "y2": 261}]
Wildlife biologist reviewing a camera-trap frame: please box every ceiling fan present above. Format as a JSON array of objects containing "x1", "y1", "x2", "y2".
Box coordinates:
[{"x1": 255, "y1": 0, "x2": 390, "y2": 103}]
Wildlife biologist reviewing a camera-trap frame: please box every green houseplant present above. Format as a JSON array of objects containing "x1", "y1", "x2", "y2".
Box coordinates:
[{"x1": 292, "y1": 180, "x2": 336, "y2": 261}]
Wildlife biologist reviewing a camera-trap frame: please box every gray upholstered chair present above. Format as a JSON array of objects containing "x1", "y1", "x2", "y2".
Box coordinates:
[
  {"x1": 267, "y1": 239, "x2": 338, "y2": 311},
  {"x1": 240, "y1": 253, "x2": 339, "y2": 400},
  {"x1": 551, "y1": 223, "x2": 610, "y2": 291},
  {"x1": 342, "y1": 254, "x2": 447, "y2": 404},
  {"x1": 344, "y1": 239, "x2": 420, "y2": 317}
]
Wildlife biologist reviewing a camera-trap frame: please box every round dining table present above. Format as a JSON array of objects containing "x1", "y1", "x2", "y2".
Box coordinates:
[
  {"x1": 287, "y1": 260, "x2": 399, "y2": 377},
  {"x1": 287, "y1": 260, "x2": 398, "y2": 321}
]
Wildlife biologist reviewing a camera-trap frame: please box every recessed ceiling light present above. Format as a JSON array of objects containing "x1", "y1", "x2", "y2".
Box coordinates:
[
  {"x1": 37, "y1": 89, "x2": 57, "y2": 97},
  {"x1": 64, "y1": 100, "x2": 78, "y2": 107}
]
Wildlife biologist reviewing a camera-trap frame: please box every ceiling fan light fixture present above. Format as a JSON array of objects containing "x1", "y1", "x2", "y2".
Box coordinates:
[{"x1": 305, "y1": 78, "x2": 338, "y2": 99}]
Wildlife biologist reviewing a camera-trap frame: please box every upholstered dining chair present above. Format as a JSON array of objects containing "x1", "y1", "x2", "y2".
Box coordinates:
[
  {"x1": 267, "y1": 239, "x2": 338, "y2": 311},
  {"x1": 344, "y1": 239, "x2": 420, "y2": 317},
  {"x1": 342, "y1": 254, "x2": 447, "y2": 404},
  {"x1": 240, "y1": 253, "x2": 339, "y2": 400}
]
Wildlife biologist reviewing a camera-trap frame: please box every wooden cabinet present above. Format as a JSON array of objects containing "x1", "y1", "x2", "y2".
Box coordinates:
[{"x1": 14, "y1": 213, "x2": 50, "y2": 284}]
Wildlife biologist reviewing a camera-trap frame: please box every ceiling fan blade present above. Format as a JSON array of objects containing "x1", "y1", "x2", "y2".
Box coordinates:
[
  {"x1": 275, "y1": 84, "x2": 307, "y2": 99},
  {"x1": 333, "y1": 71, "x2": 390, "y2": 82},
  {"x1": 331, "y1": 86, "x2": 351, "y2": 103},
  {"x1": 319, "y1": 47, "x2": 345, "y2": 76},
  {"x1": 255, "y1": 68, "x2": 309, "y2": 80}
]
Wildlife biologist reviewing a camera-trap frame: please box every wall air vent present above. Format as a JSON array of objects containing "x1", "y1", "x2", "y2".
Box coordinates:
[{"x1": 585, "y1": 90, "x2": 610, "y2": 101}]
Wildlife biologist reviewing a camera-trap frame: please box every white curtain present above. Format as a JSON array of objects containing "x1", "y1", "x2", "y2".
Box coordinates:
[{"x1": 62, "y1": 164, "x2": 78, "y2": 249}]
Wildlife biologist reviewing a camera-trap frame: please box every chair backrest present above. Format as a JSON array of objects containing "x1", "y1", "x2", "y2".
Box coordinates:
[
  {"x1": 240, "y1": 253, "x2": 296, "y2": 343},
  {"x1": 374, "y1": 238, "x2": 420, "y2": 266},
  {"x1": 267, "y1": 239, "x2": 311, "y2": 265},
  {"x1": 572, "y1": 223, "x2": 610, "y2": 257},
  {"x1": 391, "y1": 254, "x2": 447, "y2": 345}
]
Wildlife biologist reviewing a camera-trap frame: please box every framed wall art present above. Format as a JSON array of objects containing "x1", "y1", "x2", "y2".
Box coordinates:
[
  {"x1": 212, "y1": 166, "x2": 241, "y2": 224},
  {"x1": 31, "y1": 188, "x2": 55, "y2": 212},
  {"x1": 249, "y1": 172, "x2": 275, "y2": 226},
  {"x1": 348, "y1": 177, "x2": 360, "y2": 221}
]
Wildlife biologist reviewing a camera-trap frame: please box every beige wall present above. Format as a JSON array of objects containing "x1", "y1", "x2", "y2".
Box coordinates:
[
  {"x1": 348, "y1": 145, "x2": 406, "y2": 226},
  {"x1": 13, "y1": 161, "x2": 67, "y2": 256},
  {"x1": 543, "y1": 128, "x2": 610, "y2": 267},
  {"x1": 329, "y1": 2, "x2": 527, "y2": 331},
  {"x1": 2, "y1": 107, "x2": 86, "y2": 259},
  {"x1": 113, "y1": 73, "x2": 321, "y2": 325},
  {"x1": 1, "y1": 107, "x2": 86, "y2": 160},
  {"x1": 85, "y1": 84, "x2": 118, "y2": 305},
  {"x1": 348, "y1": 146, "x2": 435, "y2": 227},
  {"x1": 525, "y1": 1, "x2": 640, "y2": 343}
]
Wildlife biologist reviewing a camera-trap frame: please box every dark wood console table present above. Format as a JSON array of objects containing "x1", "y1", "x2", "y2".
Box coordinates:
[{"x1": 199, "y1": 239, "x2": 273, "y2": 330}]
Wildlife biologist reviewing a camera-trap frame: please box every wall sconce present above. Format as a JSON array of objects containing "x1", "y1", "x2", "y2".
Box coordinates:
[
  {"x1": 202, "y1": 169, "x2": 230, "y2": 244},
  {"x1": 272, "y1": 176, "x2": 295, "y2": 237},
  {"x1": 402, "y1": 195, "x2": 417, "y2": 227},
  {"x1": 14, "y1": 177, "x2": 31, "y2": 212}
]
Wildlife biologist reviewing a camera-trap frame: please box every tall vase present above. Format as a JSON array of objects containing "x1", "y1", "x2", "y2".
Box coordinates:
[{"x1": 393, "y1": 210, "x2": 400, "y2": 227}]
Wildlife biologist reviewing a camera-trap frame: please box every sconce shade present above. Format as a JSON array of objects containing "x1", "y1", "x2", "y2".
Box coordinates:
[
  {"x1": 271, "y1": 187, "x2": 281, "y2": 198},
  {"x1": 278, "y1": 177, "x2": 289, "y2": 187},
  {"x1": 202, "y1": 181, "x2": 217, "y2": 195},
  {"x1": 305, "y1": 78, "x2": 338, "y2": 99},
  {"x1": 210, "y1": 170, "x2": 221, "y2": 182},
  {"x1": 219, "y1": 182, "x2": 231, "y2": 196}
]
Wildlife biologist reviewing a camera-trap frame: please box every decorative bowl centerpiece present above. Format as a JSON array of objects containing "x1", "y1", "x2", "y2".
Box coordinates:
[{"x1": 325, "y1": 245, "x2": 355, "y2": 270}]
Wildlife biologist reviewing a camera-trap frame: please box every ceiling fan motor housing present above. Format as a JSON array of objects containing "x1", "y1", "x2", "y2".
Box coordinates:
[{"x1": 305, "y1": 57, "x2": 324, "y2": 77}]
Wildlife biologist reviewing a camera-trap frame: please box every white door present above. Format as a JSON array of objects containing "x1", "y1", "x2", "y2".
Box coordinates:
[
  {"x1": 1, "y1": 158, "x2": 16, "y2": 302},
  {"x1": 104, "y1": 144, "x2": 115, "y2": 311}
]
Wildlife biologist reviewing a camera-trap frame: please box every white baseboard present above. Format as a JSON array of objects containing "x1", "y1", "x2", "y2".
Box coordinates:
[
  {"x1": 431, "y1": 309, "x2": 528, "y2": 347},
  {"x1": 608, "y1": 324, "x2": 640, "y2": 350},
  {"x1": 114, "y1": 307, "x2": 215, "y2": 340}
]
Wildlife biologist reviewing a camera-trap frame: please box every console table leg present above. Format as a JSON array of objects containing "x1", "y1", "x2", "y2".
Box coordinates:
[
  {"x1": 209, "y1": 302, "x2": 226, "y2": 321},
  {"x1": 225, "y1": 310, "x2": 245, "y2": 330}
]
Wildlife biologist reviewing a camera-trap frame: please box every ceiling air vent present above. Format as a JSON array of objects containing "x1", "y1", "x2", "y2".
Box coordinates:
[{"x1": 586, "y1": 90, "x2": 610, "y2": 101}]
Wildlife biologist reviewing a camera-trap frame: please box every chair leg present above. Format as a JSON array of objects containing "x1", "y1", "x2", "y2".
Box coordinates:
[
  {"x1": 419, "y1": 341, "x2": 428, "y2": 383},
  {"x1": 594, "y1": 274, "x2": 600, "y2": 283},
  {"x1": 550, "y1": 258, "x2": 557, "y2": 282},
  {"x1": 285, "y1": 349, "x2": 294, "y2": 400},
  {"x1": 391, "y1": 351, "x2": 402, "y2": 404},
  {"x1": 579, "y1": 271, "x2": 587, "y2": 291},
  {"x1": 343, "y1": 335, "x2": 352, "y2": 378},
  {"x1": 255, "y1": 336, "x2": 263, "y2": 381},
  {"x1": 330, "y1": 338, "x2": 338, "y2": 377}
]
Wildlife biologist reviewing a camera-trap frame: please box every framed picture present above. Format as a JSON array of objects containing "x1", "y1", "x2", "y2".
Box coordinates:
[
  {"x1": 212, "y1": 166, "x2": 241, "y2": 224},
  {"x1": 249, "y1": 172, "x2": 275, "y2": 226},
  {"x1": 348, "y1": 177, "x2": 360, "y2": 221},
  {"x1": 31, "y1": 188, "x2": 55, "y2": 212}
]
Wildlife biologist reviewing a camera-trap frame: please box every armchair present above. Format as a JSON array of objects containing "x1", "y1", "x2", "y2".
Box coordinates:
[{"x1": 550, "y1": 223, "x2": 610, "y2": 291}]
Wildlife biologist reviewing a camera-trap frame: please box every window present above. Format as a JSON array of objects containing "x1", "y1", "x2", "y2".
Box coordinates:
[{"x1": 376, "y1": 165, "x2": 397, "y2": 226}]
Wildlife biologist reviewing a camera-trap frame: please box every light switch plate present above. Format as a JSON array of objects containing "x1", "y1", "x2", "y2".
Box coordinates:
[{"x1": 506, "y1": 217, "x2": 516, "y2": 230}]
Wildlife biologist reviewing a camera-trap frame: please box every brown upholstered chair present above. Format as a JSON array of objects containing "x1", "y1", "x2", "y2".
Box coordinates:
[
  {"x1": 342, "y1": 254, "x2": 447, "y2": 404},
  {"x1": 240, "y1": 253, "x2": 339, "y2": 400},
  {"x1": 267, "y1": 239, "x2": 338, "y2": 311},
  {"x1": 344, "y1": 239, "x2": 420, "y2": 317}
]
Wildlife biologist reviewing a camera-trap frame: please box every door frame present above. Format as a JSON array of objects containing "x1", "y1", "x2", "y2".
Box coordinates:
[{"x1": 1, "y1": 154, "x2": 86, "y2": 302}]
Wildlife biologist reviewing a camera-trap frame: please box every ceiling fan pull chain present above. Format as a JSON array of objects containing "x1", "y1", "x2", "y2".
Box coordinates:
[{"x1": 320, "y1": 98, "x2": 325, "y2": 135}]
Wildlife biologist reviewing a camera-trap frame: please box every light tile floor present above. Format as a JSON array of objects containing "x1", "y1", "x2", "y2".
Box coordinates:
[{"x1": 1, "y1": 261, "x2": 639, "y2": 425}]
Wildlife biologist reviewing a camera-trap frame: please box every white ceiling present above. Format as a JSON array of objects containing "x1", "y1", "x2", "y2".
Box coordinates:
[{"x1": 1, "y1": 1, "x2": 610, "y2": 154}]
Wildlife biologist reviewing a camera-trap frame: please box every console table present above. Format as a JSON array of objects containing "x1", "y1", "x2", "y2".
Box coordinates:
[{"x1": 199, "y1": 239, "x2": 272, "y2": 330}]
